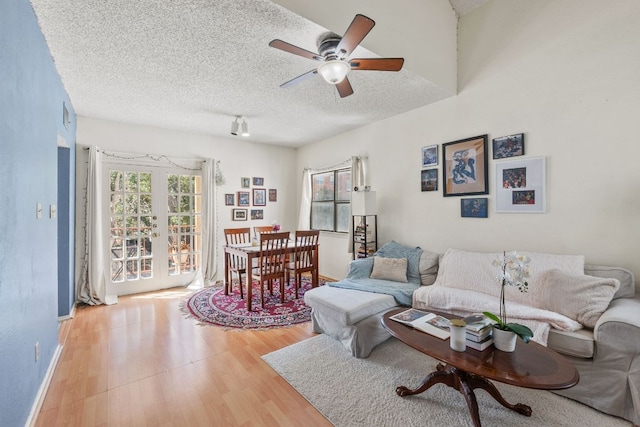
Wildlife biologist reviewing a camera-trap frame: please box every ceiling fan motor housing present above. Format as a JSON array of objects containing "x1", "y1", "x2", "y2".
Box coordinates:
[{"x1": 318, "y1": 36, "x2": 343, "y2": 60}]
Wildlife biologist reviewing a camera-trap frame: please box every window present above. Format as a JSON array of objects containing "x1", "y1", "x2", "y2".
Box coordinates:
[{"x1": 311, "y1": 168, "x2": 351, "y2": 232}]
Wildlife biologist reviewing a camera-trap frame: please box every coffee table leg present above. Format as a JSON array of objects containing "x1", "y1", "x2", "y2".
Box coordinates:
[{"x1": 396, "y1": 364, "x2": 531, "y2": 427}]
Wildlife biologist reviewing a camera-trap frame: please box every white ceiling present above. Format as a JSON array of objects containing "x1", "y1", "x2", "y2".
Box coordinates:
[{"x1": 31, "y1": 0, "x2": 487, "y2": 147}]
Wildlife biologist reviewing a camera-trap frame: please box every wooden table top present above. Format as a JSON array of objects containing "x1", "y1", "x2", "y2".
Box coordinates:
[{"x1": 382, "y1": 308, "x2": 579, "y2": 390}]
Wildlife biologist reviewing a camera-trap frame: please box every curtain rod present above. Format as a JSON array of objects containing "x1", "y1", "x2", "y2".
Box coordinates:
[{"x1": 303, "y1": 156, "x2": 367, "y2": 173}]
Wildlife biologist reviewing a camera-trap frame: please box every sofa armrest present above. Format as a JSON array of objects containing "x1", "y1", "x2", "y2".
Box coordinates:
[{"x1": 593, "y1": 296, "x2": 640, "y2": 343}]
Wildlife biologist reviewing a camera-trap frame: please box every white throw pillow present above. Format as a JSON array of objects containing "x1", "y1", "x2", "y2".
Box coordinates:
[
  {"x1": 539, "y1": 269, "x2": 620, "y2": 328},
  {"x1": 370, "y1": 256, "x2": 408, "y2": 283}
]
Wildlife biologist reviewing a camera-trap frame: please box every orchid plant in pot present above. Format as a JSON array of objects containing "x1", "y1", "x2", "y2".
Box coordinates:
[{"x1": 483, "y1": 251, "x2": 534, "y2": 351}]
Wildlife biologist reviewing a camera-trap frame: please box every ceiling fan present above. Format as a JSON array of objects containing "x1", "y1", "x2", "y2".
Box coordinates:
[{"x1": 269, "y1": 14, "x2": 405, "y2": 98}]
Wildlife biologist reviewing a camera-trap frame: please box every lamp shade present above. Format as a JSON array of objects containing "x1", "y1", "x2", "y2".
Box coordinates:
[
  {"x1": 351, "y1": 191, "x2": 377, "y2": 215},
  {"x1": 318, "y1": 60, "x2": 351, "y2": 84}
]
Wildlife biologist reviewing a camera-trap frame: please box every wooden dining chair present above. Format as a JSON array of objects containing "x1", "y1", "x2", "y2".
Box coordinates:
[
  {"x1": 224, "y1": 227, "x2": 251, "y2": 297},
  {"x1": 250, "y1": 231, "x2": 290, "y2": 310},
  {"x1": 254, "y1": 225, "x2": 274, "y2": 235},
  {"x1": 285, "y1": 230, "x2": 320, "y2": 298}
]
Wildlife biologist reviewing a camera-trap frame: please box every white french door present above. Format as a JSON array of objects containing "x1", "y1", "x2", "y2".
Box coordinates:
[{"x1": 104, "y1": 162, "x2": 202, "y2": 296}]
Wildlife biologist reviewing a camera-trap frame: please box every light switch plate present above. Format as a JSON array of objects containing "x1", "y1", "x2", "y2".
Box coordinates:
[
  {"x1": 50, "y1": 204, "x2": 57, "y2": 218},
  {"x1": 36, "y1": 202, "x2": 42, "y2": 219}
]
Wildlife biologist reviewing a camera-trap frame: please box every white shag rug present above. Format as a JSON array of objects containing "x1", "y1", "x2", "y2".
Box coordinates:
[{"x1": 262, "y1": 335, "x2": 630, "y2": 427}]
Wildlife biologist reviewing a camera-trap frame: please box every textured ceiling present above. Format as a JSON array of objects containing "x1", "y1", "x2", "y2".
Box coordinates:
[{"x1": 31, "y1": 0, "x2": 487, "y2": 147}]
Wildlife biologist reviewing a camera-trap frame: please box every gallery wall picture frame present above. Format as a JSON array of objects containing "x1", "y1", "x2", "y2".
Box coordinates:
[
  {"x1": 421, "y1": 169, "x2": 438, "y2": 192},
  {"x1": 269, "y1": 189, "x2": 277, "y2": 202},
  {"x1": 253, "y1": 188, "x2": 266, "y2": 206},
  {"x1": 493, "y1": 133, "x2": 525, "y2": 159},
  {"x1": 241, "y1": 177, "x2": 250, "y2": 188},
  {"x1": 224, "y1": 193, "x2": 234, "y2": 206},
  {"x1": 237, "y1": 191, "x2": 250, "y2": 206},
  {"x1": 253, "y1": 177, "x2": 264, "y2": 186},
  {"x1": 461, "y1": 198, "x2": 488, "y2": 218},
  {"x1": 422, "y1": 145, "x2": 438, "y2": 168},
  {"x1": 232, "y1": 209, "x2": 247, "y2": 221},
  {"x1": 442, "y1": 134, "x2": 489, "y2": 197},
  {"x1": 495, "y1": 156, "x2": 546, "y2": 213},
  {"x1": 251, "y1": 209, "x2": 264, "y2": 220}
]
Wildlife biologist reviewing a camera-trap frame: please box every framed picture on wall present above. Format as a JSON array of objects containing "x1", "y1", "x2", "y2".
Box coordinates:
[
  {"x1": 422, "y1": 145, "x2": 438, "y2": 167},
  {"x1": 495, "y1": 156, "x2": 546, "y2": 213},
  {"x1": 253, "y1": 177, "x2": 264, "y2": 186},
  {"x1": 253, "y1": 188, "x2": 266, "y2": 206},
  {"x1": 421, "y1": 169, "x2": 438, "y2": 192},
  {"x1": 232, "y1": 209, "x2": 247, "y2": 221},
  {"x1": 493, "y1": 133, "x2": 525, "y2": 159},
  {"x1": 269, "y1": 189, "x2": 277, "y2": 202},
  {"x1": 461, "y1": 198, "x2": 488, "y2": 218},
  {"x1": 224, "y1": 193, "x2": 234, "y2": 206},
  {"x1": 241, "y1": 177, "x2": 250, "y2": 188},
  {"x1": 251, "y1": 209, "x2": 264, "y2": 220},
  {"x1": 237, "y1": 191, "x2": 250, "y2": 206},
  {"x1": 442, "y1": 134, "x2": 489, "y2": 197}
]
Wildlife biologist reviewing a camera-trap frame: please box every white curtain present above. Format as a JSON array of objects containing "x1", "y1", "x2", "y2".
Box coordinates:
[
  {"x1": 77, "y1": 146, "x2": 117, "y2": 305},
  {"x1": 297, "y1": 169, "x2": 312, "y2": 230},
  {"x1": 189, "y1": 158, "x2": 217, "y2": 289}
]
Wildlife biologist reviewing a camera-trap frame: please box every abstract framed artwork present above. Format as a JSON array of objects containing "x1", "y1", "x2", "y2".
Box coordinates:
[
  {"x1": 252, "y1": 188, "x2": 266, "y2": 206},
  {"x1": 495, "y1": 156, "x2": 546, "y2": 213},
  {"x1": 237, "y1": 191, "x2": 250, "y2": 206},
  {"x1": 422, "y1": 145, "x2": 438, "y2": 168},
  {"x1": 442, "y1": 134, "x2": 489, "y2": 197},
  {"x1": 224, "y1": 193, "x2": 234, "y2": 206},
  {"x1": 232, "y1": 209, "x2": 247, "y2": 221},
  {"x1": 421, "y1": 169, "x2": 438, "y2": 192},
  {"x1": 493, "y1": 133, "x2": 525, "y2": 159},
  {"x1": 461, "y1": 198, "x2": 488, "y2": 218}
]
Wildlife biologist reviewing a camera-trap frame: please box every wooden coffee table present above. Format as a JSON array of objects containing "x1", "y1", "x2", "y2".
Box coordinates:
[{"x1": 382, "y1": 308, "x2": 579, "y2": 427}]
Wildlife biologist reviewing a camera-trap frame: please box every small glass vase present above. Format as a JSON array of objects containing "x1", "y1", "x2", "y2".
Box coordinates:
[{"x1": 492, "y1": 326, "x2": 517, "y2": 352}]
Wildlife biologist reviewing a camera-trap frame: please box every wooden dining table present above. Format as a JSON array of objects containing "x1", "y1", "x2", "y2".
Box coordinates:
[{"x1": 223, "y1": 237, "x2": 319, "y2": 306}]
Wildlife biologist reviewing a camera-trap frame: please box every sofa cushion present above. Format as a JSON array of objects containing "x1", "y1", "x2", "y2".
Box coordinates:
[
  {"x1": 419, "y1": 251, "x2": 439, "y2": 285},
  {"x1": 433, "y1": 248, "x2": 585, "y2": 307},
  {"x1": 304, "y1": 285, "x2": 397, "y2": 325},
  {"x1": 584, "y1": 264, "x2": 635, "y2": 299},
  {"x1": 540, "y1": 269, "x2": 620, "y2": 328},
  {"x1": 374, "y1": 241, "x2": 423, "y2": 285},
  {"x1": 547, "y1": 328, "x2": 595, "y2": 359},
  {"x1": 346, "y1": 257, "x2": 374, "y2": 279},
  {"x1": 370, "y1": 256, "x2": 408, "y2": 282}
]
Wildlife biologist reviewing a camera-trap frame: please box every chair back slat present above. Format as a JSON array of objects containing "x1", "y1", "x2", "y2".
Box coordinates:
[
  {"x1": 293, "y1": 230, "x2": 319, "y2": 270},
  {"x1": 258, "y1": 231, "x2": 289, "y2": 277},
  {"x1": 224, "y1": 228, "x2": 250, "y2": 269}
]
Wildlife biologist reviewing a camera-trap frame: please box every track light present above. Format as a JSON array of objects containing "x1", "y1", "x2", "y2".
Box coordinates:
[
  {"x1": 240, "y1": 118, "x2": 250, "y2": 137},
  {"x1": 230, "y1": 117, "x2": 239, "y2": 135}
]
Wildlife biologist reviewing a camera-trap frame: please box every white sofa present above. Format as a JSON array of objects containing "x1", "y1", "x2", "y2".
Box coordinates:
[{"x1": 304, "y1": 243, "x2": 640, "y2": 425}]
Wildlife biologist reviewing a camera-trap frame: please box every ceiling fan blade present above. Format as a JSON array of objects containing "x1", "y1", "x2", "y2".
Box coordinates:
[
  {"x1": 336, "y1": 76, "x2": 354, "y2": 98},
  {"x1": 280, "y1": 69, "x2": 318, "y2": 88},
  {"x1": 350, "y1": 58, "x2": 405, "y2": 71},
  {"x1": 336, "y1": 14, "x2": 375, "y2": 58},
  {"x1": 269, "y1": 39, "x2": 323, "y2": 61}
]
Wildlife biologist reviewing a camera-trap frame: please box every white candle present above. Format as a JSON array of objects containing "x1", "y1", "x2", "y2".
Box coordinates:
[{"x1": 449, "y1": 321, "x2": 467, "y2": 352}]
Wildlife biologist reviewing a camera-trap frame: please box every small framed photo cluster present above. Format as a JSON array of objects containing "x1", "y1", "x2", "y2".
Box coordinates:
[
  {"x1": 421, "y1": 144, "x2": 438, "y2": 192},
  {"x1": 230, "y1": 176, "x2": 278, "y2": 220}
]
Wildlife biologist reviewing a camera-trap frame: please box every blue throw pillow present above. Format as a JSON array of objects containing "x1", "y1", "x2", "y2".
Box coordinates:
[
  {"x1": 346, "y1": 257, "x2": 374, "y2": 279},
  {"x1": 374, "y1": 241, "x2": 423, "y2": 284}
]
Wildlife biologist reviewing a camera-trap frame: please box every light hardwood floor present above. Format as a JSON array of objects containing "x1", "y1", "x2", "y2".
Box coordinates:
[{"x1": 36, "y1": 286, "x2": 332, "y2": 426}]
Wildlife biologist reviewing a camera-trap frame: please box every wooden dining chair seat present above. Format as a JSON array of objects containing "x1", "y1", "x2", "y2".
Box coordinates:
[
  {"x1": 224, "y1": 227, "x2": 251, "y2": 298},
  {"x1": 285, "y1": 230, "x2": 319, "y2": 299},
  {"x1": 250, "y1": 231, "x2": 290, "y2": 311}
]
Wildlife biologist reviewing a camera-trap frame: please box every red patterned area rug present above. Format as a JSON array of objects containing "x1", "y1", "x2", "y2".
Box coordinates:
[{"x1": 182, "y1": 277, "x2": 325, "y2": 329}]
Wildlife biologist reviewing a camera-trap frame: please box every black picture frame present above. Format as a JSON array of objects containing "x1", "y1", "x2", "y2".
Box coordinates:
[
  {"x1": 232, "y1": 209, "x2": 247, "y2": 221},
  {"x1": 492, "y1": 133, "x2": 525, "y2": 159},
  {"x1": 442, "y1": 134, "x2": 489, "y2": 197},
  {"x1": 224, "y1": 193, "x2": 234, "y2": 206},
  {"x1": 421, "y1": 169, "x2": 438, "y2": 192},
  {"x1": 461, "y1": 198, "x2": 488, "y2": 218}
]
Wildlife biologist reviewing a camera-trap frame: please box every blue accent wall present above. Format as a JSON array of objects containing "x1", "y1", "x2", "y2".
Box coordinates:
[{"x1": 0, "y1": 0, "x2": 76, "y2": 425}]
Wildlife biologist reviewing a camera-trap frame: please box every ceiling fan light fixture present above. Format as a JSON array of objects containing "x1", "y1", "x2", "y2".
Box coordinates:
[{"x1": 318, "y1": 60, "x2": 350, "y2": 84}]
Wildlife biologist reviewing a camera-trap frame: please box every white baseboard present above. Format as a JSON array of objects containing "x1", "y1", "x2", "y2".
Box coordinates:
[
  {"x1": 24, "y1": 342, "x2": 64, "y2": 427},
  {"x1": 57, "y1": 303, "x2": 76, "y2": 322}
]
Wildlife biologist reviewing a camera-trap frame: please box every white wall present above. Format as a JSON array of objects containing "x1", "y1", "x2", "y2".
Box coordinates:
[
  {"x1": 298, "y1": 0, "x2": 640, "y2": 282},
  {"x1": 75, "y1": 117, "x2": 298, "y2": 285}
]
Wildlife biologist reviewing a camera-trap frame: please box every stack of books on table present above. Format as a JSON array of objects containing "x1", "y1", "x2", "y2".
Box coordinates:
[{"x1": 464, "y1": 315, "x2": 494, "y2": 351}]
